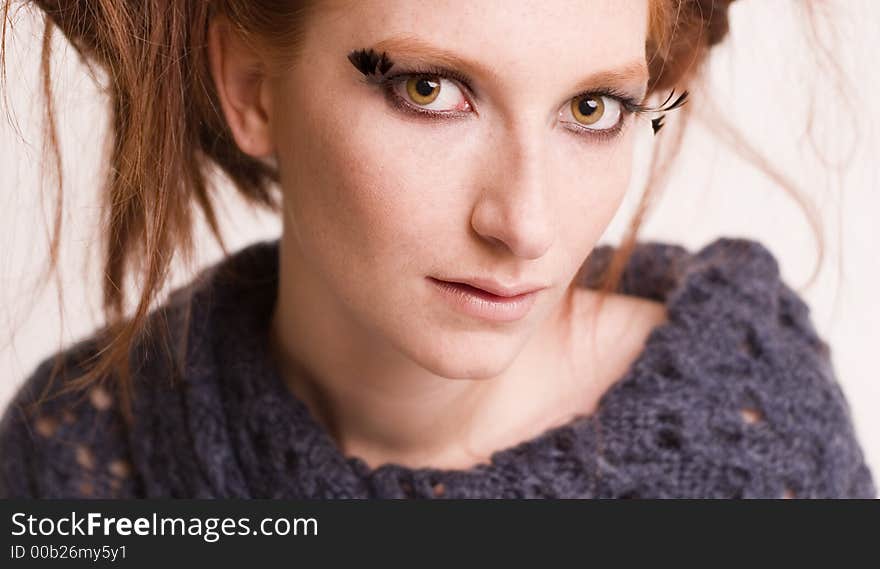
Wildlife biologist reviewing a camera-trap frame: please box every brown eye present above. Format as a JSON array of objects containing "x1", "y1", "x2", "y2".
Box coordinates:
[
  {"x1": 405, "y1": 75, "x2": 441, "y2": 105},
  {"x1": 560, "y1": 94, "x2": 623, "y2": 133},
  {"x1": 385, "y1": 72, "x2": 472, "y2": 116},
  {"x1": 570, "y1": 95, "x2": 605, "y2": 126}
]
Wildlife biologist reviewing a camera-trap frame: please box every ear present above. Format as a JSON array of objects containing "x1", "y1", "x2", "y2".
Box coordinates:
[{"x1": 207, "y1": 15, "x2": 274, "y2": 158}]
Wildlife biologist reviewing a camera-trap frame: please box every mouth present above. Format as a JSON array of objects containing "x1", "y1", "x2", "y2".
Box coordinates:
[
  {"x1": 426, "y1": 277, "x2": 543, "y2": 323},
  {"x1": 429, "y1": 279, "x2": 531, "y2": 300},
  {"x1": 429, "y1": 276, "x2": 547, "y2": 298}
]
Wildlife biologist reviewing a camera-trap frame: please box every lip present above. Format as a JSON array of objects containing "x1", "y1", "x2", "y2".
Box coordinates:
[
  {"x1": 427, "y1": 277, "x2": 543, "y2": 323},
  {"x1": 435, "y1": 277, "x2": 547, "y2": 298}
]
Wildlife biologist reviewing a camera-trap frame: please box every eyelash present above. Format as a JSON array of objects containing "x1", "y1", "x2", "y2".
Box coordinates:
[{"x1": 372, "y1": 65, "x2": 646, "y2": 142}]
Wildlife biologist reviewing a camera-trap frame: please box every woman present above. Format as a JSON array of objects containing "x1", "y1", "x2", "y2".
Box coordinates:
[{"x1": 0, "y1": 0, "x2": 874, "y2": 498}]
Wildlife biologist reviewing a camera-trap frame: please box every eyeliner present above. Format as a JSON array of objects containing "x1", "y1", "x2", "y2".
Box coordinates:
[{"x1": 346, "y1": 46, "x2": 689, "y2": 136}]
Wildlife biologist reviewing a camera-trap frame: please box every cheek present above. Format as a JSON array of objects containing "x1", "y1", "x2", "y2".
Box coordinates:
[
  {"x1": 273, "y1": 97, "x2": 459, "y2": 282},
  {"x1": 554, "y1": 132, "x2": 636, "y2": 250}
]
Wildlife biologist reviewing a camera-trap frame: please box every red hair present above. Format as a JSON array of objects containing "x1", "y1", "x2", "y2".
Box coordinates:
[{"x1": 0, "y1": 0, "x2": 828, "y2": 422}]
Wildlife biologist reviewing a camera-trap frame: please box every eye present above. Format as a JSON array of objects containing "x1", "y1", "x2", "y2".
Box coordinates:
[
  {"x1": 387, "y1": 73, "x2": 472, "y2": 115},
  {"x1": 560, "y1": 94, "x2": 623, "y2": 132}
]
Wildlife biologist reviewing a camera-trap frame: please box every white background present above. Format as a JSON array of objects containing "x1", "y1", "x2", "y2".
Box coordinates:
[{"x1": 2, "y1": 1, "x2": 878, "y2": 487}]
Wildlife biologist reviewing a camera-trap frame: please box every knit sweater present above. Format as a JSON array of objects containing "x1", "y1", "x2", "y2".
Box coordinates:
[{"x1": 0, "y1": 237, "x2": 875, "y2": 499}]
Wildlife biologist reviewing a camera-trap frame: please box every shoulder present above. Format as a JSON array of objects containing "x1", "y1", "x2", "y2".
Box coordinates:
[
  {"x1": 593, "y1": 236, "x2": 876, "y2": 498},
  {"x1": 0, "y1": 334, "x2": 144, "y2": 498},
  {"x1": 687, "y1": 238, "x2": 875, "y2": 497},
  {"x1": 0, "y1": 241, "x2": 279, "y2": 499},
  {"x1": 0, "y1": 261, "x2": 212, "y2": 499},
  {"x1": 0, "y1": 269, "x2": 207, "y2": 499}
]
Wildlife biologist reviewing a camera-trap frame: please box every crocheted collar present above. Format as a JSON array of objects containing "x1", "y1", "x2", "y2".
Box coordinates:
[{"x1": 172, "y1": 236, "x2": 779, "y2": 498}]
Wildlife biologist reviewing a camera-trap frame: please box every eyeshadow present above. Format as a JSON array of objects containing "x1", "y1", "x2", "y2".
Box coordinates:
[{"x1": 345, "y1": 45, "x2": 687, "y2": 137}]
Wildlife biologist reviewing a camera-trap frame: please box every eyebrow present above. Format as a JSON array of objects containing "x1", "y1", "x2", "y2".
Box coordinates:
[{"x1": 371, "y1": 34, "x2": 649, "y2": 98}]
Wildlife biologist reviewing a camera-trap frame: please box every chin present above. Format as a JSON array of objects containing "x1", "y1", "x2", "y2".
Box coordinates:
[{"x1": 402, "y1": 329, "x2": 524, "y2": 381}]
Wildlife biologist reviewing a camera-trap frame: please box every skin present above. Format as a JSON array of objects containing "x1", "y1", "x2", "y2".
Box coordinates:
[{"x1": 207, "y1": 0, "x2": 668, "y2": 470}]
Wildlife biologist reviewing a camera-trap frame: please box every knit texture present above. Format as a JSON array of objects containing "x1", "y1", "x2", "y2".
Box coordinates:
[{"x1": 0, "y1": 237, "x2": 875, "y2": 498}]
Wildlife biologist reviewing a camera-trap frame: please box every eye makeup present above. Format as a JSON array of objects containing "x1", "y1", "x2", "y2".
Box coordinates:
[
  {"x1": 346, "y1": 47, "x2": 688, "y2": 138},
  {"x1": 373, "y1": 64, "x2": 476, "y2": 121},
  {"x1": 347, "y1": 48, "x2": 395, "y2": 78}
]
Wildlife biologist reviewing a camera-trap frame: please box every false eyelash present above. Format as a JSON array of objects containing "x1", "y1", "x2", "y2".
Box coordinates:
[
  {"x1": 346, "y1": 47, "x2": 689, "y2": 136},
  {"x1": 347, "y1": 48, "x2": 476, "y2": 103},
  {"x1": 647, "y1": 89, "x2": 690, "y2": 135},
  {"x1": 347, "y1": 48, "x2": 395, "y2": 78},
  {"x1": 578, "y1": 87, "x2": 650, "y2": 119},
  {"x1": 588, "y1": 88, "x2": 689, "y2": 135}
]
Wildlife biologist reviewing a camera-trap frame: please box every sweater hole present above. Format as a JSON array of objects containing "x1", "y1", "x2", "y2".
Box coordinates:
[
  {"x1": 75, "y1": 444, "x2": 96, "y2": 471},
  {"x1": 399, "y1": 480, "x2": 415, "y2": 498},
  {"x1": 705, "y1": 266, "x2": 728, "y2": 285},
  {"x1": 721, "y1": 429, "x2": 743, "y2": 444},
  {"x1": 657, "y1": 411, "x2": 682, "y2": 427},
  {"x1": 78, "y1": 480, "x2": 94, "y2": 496},
  {"x1": 35, "y1": 415, "x2": 59, "y2": 438},
  {"x1": 739, "y1": 328, "x2": 763, "y2": 359},
  {"x1": 554, "y1": 433, "x2": 574, "y2": 452},
  {"x1": 530, "y1": 483, "x2": 547, "y2": 497},
  {"x1": 108, "y1": 459, "x2": 131, "y2": 478},
  {"x1": 656, "y1": 428, "x2": 681, "y2": 451},
  {"x1": 62, "y1": 410, "x2": 76, "y2": 424},
  {"x1": 689, "y1": 286, "x2": 711, "y2": 304},
  {"x1": 740, "y1": 407, "x2": 763, "y2": 425},
  {"x1": 782, "y1": 486, "x2": 795, "y2": 499},
  {"x1": 657, "y1": 361, "x2": 682, "y2": 381},
  {"x1": 432, "y1": 482, "x2": 446, "y2": 497},
  {"x1": 284, "y1": 449, "x2": 298, "y2": 471},
  {"x1": 89, "y1": 386, "x2": 113, "y2": 411},
  {"x1": 778, "y1": 311, "x2": 796, "y2": 328}
]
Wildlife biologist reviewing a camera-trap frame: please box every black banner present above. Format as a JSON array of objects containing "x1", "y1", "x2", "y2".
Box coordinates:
[{"x1": 1, "y1": 499, "x2": 876, "y2": 566}]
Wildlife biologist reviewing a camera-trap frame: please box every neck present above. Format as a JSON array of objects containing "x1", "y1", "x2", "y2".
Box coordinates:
[{"x1": 269, "y1": 238, "x2": 592, "y2": 471}]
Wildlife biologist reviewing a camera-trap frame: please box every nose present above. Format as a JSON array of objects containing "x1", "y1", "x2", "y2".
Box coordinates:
[{"x1": 470, "y1": 121, "x2": 556, "y2": 260}]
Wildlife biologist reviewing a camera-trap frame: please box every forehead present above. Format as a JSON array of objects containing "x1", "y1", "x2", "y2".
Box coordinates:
[{"x1": 316, "y1": 0, "x2": 649, "y2": 77}]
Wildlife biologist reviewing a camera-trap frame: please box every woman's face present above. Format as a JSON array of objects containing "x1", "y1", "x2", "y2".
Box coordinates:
[{"x1": 266, "y1": 0, "x2": 650, "y2": 379}]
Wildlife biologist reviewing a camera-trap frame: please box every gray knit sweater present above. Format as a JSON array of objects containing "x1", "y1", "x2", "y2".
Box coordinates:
[{"x1": 0, "y1": 237, "x2": 875, "y2": 498}]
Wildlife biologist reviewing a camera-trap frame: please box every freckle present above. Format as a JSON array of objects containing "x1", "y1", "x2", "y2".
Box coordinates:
[
  {"x1": 432, "y1": 482, "x2": 446, "y2": 497},
  {"x1": 782, "y1": 487, "x2": 795, "y2": 499},
  {"x1": 62, "y1": 410, "x2": 76, "y2": 423},
  {"x1": 75, "y1": 445, "x2": 96, "y2": 471},
  {"x1": 740, "y1": 407, "x2": 763, "y2": 424},
  {"x1": 78, "y1": 481, "x2": 94, "y2": 496},
  {"x1": 110, "y1": 478, "x2": 121, "y2": 490},
  {"x1": 109, "y1": 459, "x2": 131, "y2": 478},
  {"x1": 35, "y1": 415, "x2": 59, "y2": 438},
  {"x1": 89, "y1": 385, "x2": 113, "y2": 410}
]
